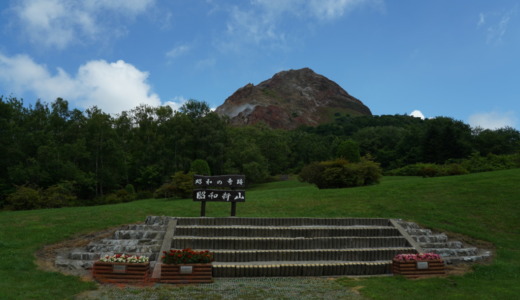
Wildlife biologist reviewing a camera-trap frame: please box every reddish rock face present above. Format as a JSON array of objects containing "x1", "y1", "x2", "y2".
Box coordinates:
[{"x1": 215, "y1": 68, "x2": 372, "y2": 130}]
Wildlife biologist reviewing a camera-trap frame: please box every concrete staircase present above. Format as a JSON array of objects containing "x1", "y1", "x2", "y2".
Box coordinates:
[
  {"x1": 397, "y1": 220, "x2": 492, "y2": 264},
  {"x1": 168, "y1": 217, "x2": 416, "y2": 277},
  {"x1": 55, "y1": 216, "x2": 168, "y2": 271},
  {"x1": 56, "y1": 216, "x2": 491, "y2": 277}
]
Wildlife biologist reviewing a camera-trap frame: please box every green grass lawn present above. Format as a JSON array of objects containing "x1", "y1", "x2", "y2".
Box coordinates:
[{"x1": 1, "y1": 169, "x2": 519, "y2": 299}]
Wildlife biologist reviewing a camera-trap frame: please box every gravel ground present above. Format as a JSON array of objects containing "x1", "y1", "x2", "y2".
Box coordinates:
[{"x1": 76, "y1": 277, "x2": 367, "y2": 300}]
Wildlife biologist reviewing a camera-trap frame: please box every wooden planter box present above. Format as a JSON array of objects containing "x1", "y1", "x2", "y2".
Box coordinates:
[
  {"x1": 160, "y1": 264, "x2": 213, "y2": 284},
  {"x1": 392, "y1": 259, "x2": 445, "y2": 278},
  {"x1": 92, "y1": 262, "x2": 150, "y2": 283}
]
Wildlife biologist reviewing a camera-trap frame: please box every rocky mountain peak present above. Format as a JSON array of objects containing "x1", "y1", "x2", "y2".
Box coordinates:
[{"x1": 215, "y1": 68, "x2": 372, "y2": 130}]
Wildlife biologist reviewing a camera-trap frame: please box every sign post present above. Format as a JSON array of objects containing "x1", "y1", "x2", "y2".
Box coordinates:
[{"x1": 193, "y1": 175, "x2": 246, "y2": 217}]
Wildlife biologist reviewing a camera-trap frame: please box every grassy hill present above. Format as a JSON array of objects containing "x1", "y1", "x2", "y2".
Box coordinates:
[{"x1": 0, "y1": 169, "x2": 519, "y2": 299}]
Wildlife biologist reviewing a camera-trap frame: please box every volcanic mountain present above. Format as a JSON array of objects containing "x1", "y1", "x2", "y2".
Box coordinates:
[{"x1": 215, "y1": 68, "x2": 372, "y2": 130}]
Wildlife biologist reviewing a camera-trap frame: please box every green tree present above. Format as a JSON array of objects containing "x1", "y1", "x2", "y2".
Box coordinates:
[
  {"x1": 179, "y1": 99, "x2": 211, "y2": 119},
  {"x1": 422, "y1": 117, "x2": 473, "y2": 163},
  {"x1": 224, "y1": 127, "x2": 270, "y2": 183},
  {"x1": 190, "y1": 159, "x2": 211, "y2": 175},
  {"x1": 255, "y1": 125, "x2": 291, "y2": 175},
  {"x1": 353, "y1": 126, "x2": 406, "y2": 168},
  {"x1": 155, "y1": 171, "x2": 194, "y2": 199},
  {"x1": 473, "y1": 127, "x2": 520, "y2": 155},
  {"x1": 84, "y1": 106, "x2": 125, "y2": 197},
  {"x1": 335, "y1": 139, "x2": 361, "y2": 163},
  {"x1": 288, "y1": 130, "x2": 334, "y2": 171}
]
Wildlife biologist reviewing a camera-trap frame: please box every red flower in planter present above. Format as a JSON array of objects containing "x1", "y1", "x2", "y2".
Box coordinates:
[
  {"x1": 393, "y1": 253, "x2": 442, "y2": 262},
  {"x1": 162, "y1": 248, "x2": 214, "y2": 264}
]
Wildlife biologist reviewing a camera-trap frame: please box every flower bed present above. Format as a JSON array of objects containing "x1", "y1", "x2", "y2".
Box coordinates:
[
  {"x1": 392, "y1": 253, "x2": 445, "y2": 278},
  {"x1": 160, "y1": 264, "x2": 213, "y2": 284},
  {"x1": 92, "y1": 254, "x2": 150, "y2": 283},
  {"x1": 99, "y1": 254, "x2": 149, "y2": 263},
  {"x1": 160, "y1": 249, "x2": 214, "y2": 284}
]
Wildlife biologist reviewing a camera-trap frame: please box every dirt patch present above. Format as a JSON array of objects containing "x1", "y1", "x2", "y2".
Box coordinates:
[
  {"x1": 35, "y1": 226, "x2": 122, "y2": 279},
  {"x1": 444, "y1": 231, "x2": 495, "y2": 254}
]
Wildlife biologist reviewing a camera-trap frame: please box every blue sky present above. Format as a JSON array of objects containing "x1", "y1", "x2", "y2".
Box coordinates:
[{"x1": 0, "y1": 0, "x2": 519, "y2": 129}]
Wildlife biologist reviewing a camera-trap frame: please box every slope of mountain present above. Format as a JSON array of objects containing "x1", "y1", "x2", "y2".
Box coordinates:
[{"x1": 215, "y1": 68, "x2": 372, "y2": 129}]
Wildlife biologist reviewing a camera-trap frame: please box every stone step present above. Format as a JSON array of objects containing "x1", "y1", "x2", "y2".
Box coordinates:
[
  {"x1": 412, "y1": 234, "x2": 448, "y2": 243},
  {"x1": 405, "y1": 228, "x2": 433, "y2": 236},
  {"x1": 171, "y1": 236, "x2": 409, "y2": 250},
  {"x1": 122, "y1": 224, "x2": 167, "y2": 231},
  {"x1": 176, "y1": 217, "x2": 392, "y2": 227},
  {"x1": 68, "y1": 252, "x2": 101, "y2": 260},
  {"x1": 86, "y1": 244, "x2": 160, "y2": 253},
  {"x1": 396, "y1": 221, "x2": 420, "y2": 230},
  {"x1": 88, "y1": 239, "x2": 162, "y2": 247},
  {"x1": 55, "y1": 257, "x2": 94, "y2": 270},
  {"x1": 442, "y1": 249, "x2": 492, "y2": 264},
  {"x1": 206, "y1": 248, "x2": 417, "y2": 262},
  {"x1": 112, "y1": 230, "x2": 165, "y2": 240},
  {"x1": 174, "y1": 225, "x2": 400, "y2": 238},
  {"x1": 424, "y1": 247, "x2": 479, "y2": 257},
  {"x1": 420, "y1": 241, "x2": 463, "y2": 249},
  {"x1": 145, "y1": 216, "x2": 172, "y2": 226},
  {"x1": 212, "y1": 261, "x2": 392, "y2": 277}
]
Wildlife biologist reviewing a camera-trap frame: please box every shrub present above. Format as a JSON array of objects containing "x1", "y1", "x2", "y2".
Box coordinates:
[
  {"x1": 102, "y1": 193, "x2": 123, "y2": 204},
  {"x1": 336, "y1": 139, "x2": 361, "y2": 163},
  {"x1": 5, "y1": 186, "x2": 41, "y2": 210},
  {"x1": 462, "y1": 152, "x2": 520, "y2": 173},
  {"x1": 387, "y1": 163, "x2": 469, "y2": 177},
  {"x1": 242, "y1": 161, "x2": 269, "y2": 184},
  {"x1": 115, "y1": 189, "x2": 135, "y2": 202},
  {"x1": 417, "y1": 164, "x2": 439, "y2": 177},
  {"x1": 444, "y1": 163, "x2": 469, "y2": 176},
  {"x1": 357, "y1": 159, "x2": 383, "y2": 185},
  {"x1": 155, "y1": 171, "x2": 194, "y2": 199},
  {"x1": 190, "y1": 159, "x2": 211, "y2": 176},
  {"x1": 42, "y1": 183, "x2": 77, "y2": 208},
  {"x1": 298, "y1": 162, "x2": 324, "y2": 187},
  {"x1": 6, "y1": 182, "x2": 80, "y2": 210},
  {"x1": 136, "y1": 190, "x2": 154, "y2": 200},
  {"x1": 154, "y1": 182, "x2": 177, "y2": 199},
  {"x1": 321, "y1": 166, "x2": 348, "y2": 188},
  {"x1": 124, "y1": 184, "x2": 136, "y2": 195},
  {"x1": 299, "y1": 158, "x2": 382, "y2": 189}
]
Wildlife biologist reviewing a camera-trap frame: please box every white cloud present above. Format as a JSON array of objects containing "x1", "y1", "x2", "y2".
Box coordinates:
[
  {"x1": 75, "y1": 60, "x2": 161, "y2": 114},
  {"x1": 0, "y1": 53, "x2": 76, "y2": 97},
  {"x1": 225, "y1": 5, "x2": 284, "y2": 47},
  {"x1": 12, "y1": 0, "x2": 155, "y2": 49},
  {"x1": 0, "y1": 53, "x2": 160, "y2": 114},
  {"x1": 410, "y1": 110, "x2": 425, "y2": 120},
  {"x1": 164, "y1": 96, "x2": 189, "y2": 112},
  {"x1": 84, "y1": 0, "x2": 156, "y2": 15},
  {"x1": 477, "y1": 13, "x2": 485, "y2": 27},
  {"x1": 468, "y1": 111, "x2": 517, "y2": 130},
  {"x1": 195, "y1": 58, "x2": 216, "y2": 69},
  {"x1": 166, "y1": 45, "x2": 191, "y2": 59},
  {"x1": 221, "y1": 0, "x2": 383, "y2": 50},
  {"x1": 479, "y1": 6, "x2": 518, "y2": 45},
  {"x1": 308, "y1": 0, "x2": 379, "y2": 20}
]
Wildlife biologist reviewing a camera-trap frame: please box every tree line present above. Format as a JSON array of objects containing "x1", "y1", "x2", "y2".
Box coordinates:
[{"x1": 1, "y1": 96, "x2": 519, "y2": 209}]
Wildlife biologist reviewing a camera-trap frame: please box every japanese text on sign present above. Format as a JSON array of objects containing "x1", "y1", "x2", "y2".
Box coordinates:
[
  {"x1": 193, "y1": 175, "x2": 245, "y2": 188},
  {"x1": 193, "y1": 189, "x2": 245, "y2": 202}
]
